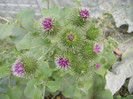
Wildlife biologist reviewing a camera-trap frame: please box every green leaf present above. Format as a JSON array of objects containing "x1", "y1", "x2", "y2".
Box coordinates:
[
  {"x1": 16, "y1": 33, "x2": 50, "y2": 50},
  {"x1": 41, "y1": 8, "x2": 50, "y2": 17},
  {"x1": 0, "y1": 24, "x2": 14, "y2": 39},
  {"x1": 95, "y1": 66, "x2": 107, "y2": 77},
  {"x1": 10, "y1": 26, "x2": 27, "y2": 45},
  {"x1": 41, "y1": 4, "x2": 59, "y2": 17},
  {"x1": 7, "y1": 86, "x2": 22, "y2": 99},
  {"x1": 0, "y1": 94, "x2": 10, "y2": 99},
  {"x1": 36, "y1": 61, "x2": 52, "y2": 83},
  {"x1": 33, "y1": 88, "x2": 42, "y2": 99},
  {"x1": 24, "y1": 78, "x2": 37, "y2": 98},
  {"x1": 47, "y1": 81, "x2": 60, "y2": 93},
  {"x1": 73, "y1": 89, "x2": 82, "y2": 99},
  {"x1": 0, "y1": 77, "x2": 16, "y2": 93},
  {"x1": 21, "y1": 18, "x2": 35, "y2": 32},
  {"x1": 16, "y1": 33, "x2": 33, "y2": 50},
  {"x1": 17, "y1": 9, "x2": 35, "y2": 22},
  {"x1": 50, "y1": 4, "x2": 60, "y2": 15},
  {"x1": 0, "y1": 66, "x2": 11, "y2": 79},
  {"x1": 17, "y1": 9, "x2": 35, "y2": 32},
  {"x1": 89, "y1": 74, "x2": 113, "y2": 99},
  {"x1": 59, "y1": 74, "x2": 75, "y2": 98},
  {"x1": 44, "y1": 62, "x2": 52, "y2": 77},
  {"x1": 94, "y1": 90, "x2": 113, "y2": 99}
]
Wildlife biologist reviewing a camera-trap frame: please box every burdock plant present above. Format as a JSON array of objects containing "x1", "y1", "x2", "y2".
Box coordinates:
[{"x1": 1, "y1": 6, "x2": 117, "y2": 99}]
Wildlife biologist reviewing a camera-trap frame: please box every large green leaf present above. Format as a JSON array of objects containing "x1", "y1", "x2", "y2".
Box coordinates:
[
  {"x1": 16, "y1": 33, "x2": 33, "y2": 50},
  {"x1": 36, "y1": 61, "x2": 52, "y2": 84},
  {"x1": 33, "y1": 88, "x2": 42, "y2": 99},
  {"x1": 0, "y1": 24, "x2": 14, "y2": 39},
  {"x1": 7, "y1": 86, "x2": 22, "y2": 99},
  {"x1": 41, "y1": 4, "x2": 60, "y2": 17},
  {"x1": 0, "y1": 66, "x2": 11, "y2": 79},
  {"x1": 0, "y1": 94, "x2": 10, "y2": 99},
  {"x1": 10, "y1": 26, "x2": 27, "y2": 45},
  {"x1": 17, "y1": 9, "x2": 35, "y2": 32},
  {"x1": 58, "y1": 74, "x2": 76, "y2": 98},
  {"x1": 0, "y1": 77, "x2": 16, "y2": 93},
  {"x1": 16, "y1": 33, "x2": 50, "y2": 50},
  {"x1": 89, "y1": 74, "x2": 113, "y2": 99},
  {"x1": 21, "y1": 19, "x2": 35, "y2": 32},
  {"x1": 17, "y1": 9, "x2": 35, "y2": 22},
  {"x1": 47, "y1": 81, "x2": 60, "y2": 93},
  {"x1": 24, "y1": 78, "x2": 37, "y2": 98}
]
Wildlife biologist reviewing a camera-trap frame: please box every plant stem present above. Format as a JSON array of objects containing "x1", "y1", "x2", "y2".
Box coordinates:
[
  {"x1": 47, "y1": 0, "x2": 50, "y2": 9},
  {"x1": 0, "y1": 16, "x2": 9, "y2": 22},
  {"x1": 8, "y1": 76, "x2": 11, "y2": 88},
  {"x1": 38, "y1": 43, "x2": 57, "y2": 62},
  {"x1": 42, "y1": 84, "x2": 46, "y2": 99}
]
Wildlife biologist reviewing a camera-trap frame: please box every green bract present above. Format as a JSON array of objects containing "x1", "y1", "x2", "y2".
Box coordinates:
[
  {"x1": 68, "y1": 8, "x2": 89, "y2": 27},
  {"x1": 58, "y1": 26, "x2": 85, "y2": 52},
  {"x1": 86, "y1": 24, "x2": 99, "y2": 40},
  {"x1": 21, "y1": 52, "x2": 38, "y2": 79}
]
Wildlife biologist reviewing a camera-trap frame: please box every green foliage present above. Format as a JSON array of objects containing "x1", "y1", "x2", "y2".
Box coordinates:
[
  {"x1": 0, "y1": 67, "x2": 11, "y2": 79},
  {"x1": 0, "y1": 5, "x2": 118, "y2": 99},
  {"x1": 58, "y1": 74, "x2": 76, "y2": 98},
  {"x1": 24, "y1": 78, "x2": 37, "y2": 98},
  {"x1": 0, "y1": 94, "x2": 10, "y2": 99},
  {"x1": 7, "y1": 86, "x2": 22, "y2": 99},
  {"x1": 47, "y1": 81, "x2": 60, "y2": 93},
  {"x1": 0, "y1": 24, "x2": 14, "y2": 39},
  {"x1": 89, "y1": 74, "x2": 113, "y2": 99}
]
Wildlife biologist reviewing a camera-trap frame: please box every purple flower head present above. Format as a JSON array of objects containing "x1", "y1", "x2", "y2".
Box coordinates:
[
  {"x1": 68, "y1": 34, "x2": 75, "y2": 41},
  {"x1": 93, "y1": 43, "x2": 104, "y2": 53},
  {"x1": 56, "y1": 57, "x2": 70, "y2": 69},
  {"x1": 42, "y1": 18, "x2": 55, "y2": 32},
  {"x1": 96, "y1": 64, "x2": 100, "y2": 69},
  {"x1": 79, "y1": 9, "x2": 90, "y2": 19},
  {"x1": 12, "y1": 61, "x2": 25, "y2": 77}
]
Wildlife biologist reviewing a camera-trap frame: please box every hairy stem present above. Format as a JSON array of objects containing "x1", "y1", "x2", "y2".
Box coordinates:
[
  {"x1": 42, "y1": 84, "x2": 46, "y2": 99},
  {"x1": 0, "y1": 16, "x2": 9, "y2": 22},
  {"x1": 38, "y1": 43, "x2": 57, "y2": 62}
]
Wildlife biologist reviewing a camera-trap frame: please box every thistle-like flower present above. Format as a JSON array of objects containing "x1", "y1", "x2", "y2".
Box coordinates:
[
  {"x1": 68, "y1": 34, "x2": 75, "y2": 41},
  {"x1": 56, "y1": 57, "x2": 70, "y2": 69},
  {"x1": 96, "y1": 64, "x2": 100, "y2": 69},
  {"x1": 12, "y1": 61, "x2": 25, "y2": 77},
  {"x1": 42, "y1": 18, "x2": 55, "y2": 32},
  {"x1": 93, "y1": 43, "x2": 104, "y2": 53},
  {"x1": 79, "y1": 9, "x2": 90, "y2": 19},
  {"x1": 58, "y1": 26, "x2": 84, "y2": 52}
]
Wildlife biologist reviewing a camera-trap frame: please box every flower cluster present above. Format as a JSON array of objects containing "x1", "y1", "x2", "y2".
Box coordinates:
[
  {"x1": 56, "y1": 57, "x2": 70, "y2": 69},
  {"x1": 94, "y1": 44, "x2": 103, "y2": 53},
  {"x1": 42, "y1": 18, "x2": 55, "y2": 32},
  {"x1": 68, "y1": 34, "x2": 75, "y2": 41},
  {"x1": 11, "y1": 60, "x2": 25, "y2": 77},
  {"x1": 79, "y1": 9, "x2": 90, "y2": 19},
  {"x1": 96, "y1": 64, "x2": 100, "y2": 69}
]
